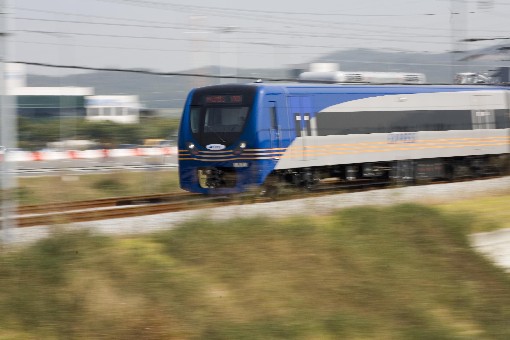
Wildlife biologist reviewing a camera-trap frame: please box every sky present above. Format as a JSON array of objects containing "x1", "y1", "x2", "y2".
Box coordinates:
[{"x1": 8, "y1": 0, "x2": 510, "y2": 76}]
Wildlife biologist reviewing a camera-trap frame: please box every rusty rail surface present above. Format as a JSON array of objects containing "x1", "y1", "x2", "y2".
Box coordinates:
[
  {"x1": 17, "y1": 192, "x2": 195, "y2": 215},
  {"x1": 12, "y1": 179, "x2": 389, "y2": 228},
  {"x1": 14, "y1": 192, "x2": 211, "y2": 228},
  {"x1": 16, "y1": 199, "x2": 227, "y2": 228},
  {"x1": 12, "y1": 175, "x2": 507, "y2": 228}
]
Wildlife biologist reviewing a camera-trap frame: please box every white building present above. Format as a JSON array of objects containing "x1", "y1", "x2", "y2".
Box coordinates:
[
  {"x1": 12, "y1": 86, "x2": 95, "y2": 118},
  {"x1": 85, "y1": 95, "x2": 141, "y2": 124},
  {"x1": 5, "y1": 63, "x2": 141, "y2": 122}
]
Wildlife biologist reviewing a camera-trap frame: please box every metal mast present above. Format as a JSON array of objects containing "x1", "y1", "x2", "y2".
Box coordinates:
[{"x1": 0, "y1": 0, "x2": 17, "y2": 244}]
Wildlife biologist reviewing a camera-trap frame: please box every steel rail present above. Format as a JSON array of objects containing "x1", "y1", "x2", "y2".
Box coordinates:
[
  {"x1": 16, "y1": 192, "x2": 195, "y2": 215},
  {"x1": 12, "y1": 174, "x2": 507, "y2": 228},
  {"x1": 16, "y1": 199, "x2": 226, "y2": 228}
]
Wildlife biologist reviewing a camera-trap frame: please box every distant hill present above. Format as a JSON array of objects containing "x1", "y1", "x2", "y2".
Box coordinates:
[{"x1": 26, "y1": 44, "x2": 510, "y2": 110}]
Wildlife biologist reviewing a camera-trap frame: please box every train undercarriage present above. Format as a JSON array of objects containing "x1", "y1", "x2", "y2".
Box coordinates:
[
  {"x1": 195, "y1": 154, "x2": 509, "y2": 196},
  {"x1": 266, "y1": 154, "x2": 510, "y2": 193}
]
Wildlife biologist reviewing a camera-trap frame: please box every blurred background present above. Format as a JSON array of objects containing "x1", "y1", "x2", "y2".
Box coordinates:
[
  {"x1": 9, "y1": 0, "x2": 510, "y2": 112},
  {"x1": 2, "y1": 0, "x2": 509, "y2": 150}
]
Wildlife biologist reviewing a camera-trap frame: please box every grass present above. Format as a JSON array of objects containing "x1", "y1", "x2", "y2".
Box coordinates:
[
  {"x1": 435, "y1": 191, "x2": 510, "y2": 233},
  {"x1": 16, "y1": 170, "x2": 182, "y2": 205},
  {"x1": 1, "y1": 204, "x2": 510, "y2": 339}
]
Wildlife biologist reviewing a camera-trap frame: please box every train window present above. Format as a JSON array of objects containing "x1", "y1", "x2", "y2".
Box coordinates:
[
  {"x1": 495, "y1": 110, "x2": 510, "y2": 128},
  {"x1": 204, "y1": 107, "x2": 248, "y2": 133},
  {"x1": 304, "y1": 114, "x2": 312, "y2": 136},
  {"x1": 294, "y1": 114, "x2": 302, "y2": 137},
  {"x1": 187, "y1": 106, "x2": 249, "y2": 146},
  {"x1": 316, "y1": 109, "x2": 473, "y2": 136},
  {"x1": 190, "y1": 107, "x2": 201, "y2": 133},
  {"x1": 472, "y1": 110, "x2": 496, "y2": 129},
  {"x1": 269, "y1": 105, "x2": 277, "y2": 130}
]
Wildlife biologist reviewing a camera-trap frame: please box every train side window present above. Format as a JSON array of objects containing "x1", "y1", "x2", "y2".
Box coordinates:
[
  {"x1": 472, "y1": 110, "x2": 496, "y2": 129},
  {"x1": 471, "y1": 95, "x2": 496, "y2": 130},
  {"x1": 304, "y1": 114, "x2": 312, "y2": 136},
  {"x1": 294, "y1": 114, "x2": 302, "y2": 137},
  {"x1": 190, "y1": 107, "x2": 201, "y2": 133},
  {"x1": 495, "y1": 110, "x2": 510, "y2": 128},
  {"x1": 269, "y1": 103, "x2": 277, "y2": 130}
]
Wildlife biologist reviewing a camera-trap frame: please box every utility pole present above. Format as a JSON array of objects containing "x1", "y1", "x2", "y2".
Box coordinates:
[
  {"x1": 0, "y1": 0, "x2": 16, "y2": 244},
  {"x1": 450, "y1": 0, "x2": 467, "y2": 82}
]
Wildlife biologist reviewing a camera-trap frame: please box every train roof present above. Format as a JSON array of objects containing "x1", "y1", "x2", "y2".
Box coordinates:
[{"x1": 192, "y1": 82, "x2": 509, "y2": 94}]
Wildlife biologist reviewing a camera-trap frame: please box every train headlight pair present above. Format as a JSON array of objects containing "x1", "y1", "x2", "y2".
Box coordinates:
[{"x1": 233, "y1": 141, "x2": 247, "y2": 155}]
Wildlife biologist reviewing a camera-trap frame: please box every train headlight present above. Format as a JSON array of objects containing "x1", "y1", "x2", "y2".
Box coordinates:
[
  {"x1": 233, "y1": 141, "x2": 247, "y2": 155},
  {"x1": 187, "y1": 142, "x2": 199, "y2": 155}
]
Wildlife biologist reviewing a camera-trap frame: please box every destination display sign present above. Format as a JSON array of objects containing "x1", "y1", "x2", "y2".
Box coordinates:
[{"x1": 205, "y1": 95, "x2": 243, "y2": 104}]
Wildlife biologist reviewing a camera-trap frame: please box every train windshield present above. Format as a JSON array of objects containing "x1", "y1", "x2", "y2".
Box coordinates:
[
  {"x1": 188, "y1": 86, "x2": 256, "y2": 147},
  {"x1": 190, "y1": 106, "x2": 249, "y2": 146}
]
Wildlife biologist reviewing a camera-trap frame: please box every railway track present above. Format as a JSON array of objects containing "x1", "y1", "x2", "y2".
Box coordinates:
[
  {"x1": 7, "y1": 174, "x2": 506, "y2": 228},
  {"x1": 17, "y1": 192, "x2": 195, "y2": 215},
  {"x1": 10, "y1": 181, "x2": 360, "y2": 228},
  {"x1": 12, "y1": 192, "x2": 227, "y2": 228}
]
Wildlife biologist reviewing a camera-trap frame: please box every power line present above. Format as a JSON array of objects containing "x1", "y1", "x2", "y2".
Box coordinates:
[
  {"x1": 11, "y1": 39, "x2": 323, "y2": 55},
  {"x1": 14, "y1": 2, "x2": 510, "y2": 49},
  {"x1": 14, "y1": 9, "x2": 510, "y2": 55},
  {"x1": 15, "y1": 16, "x2": 188, "y2": 30},
  {"x1": 92, "y1": 0, "x2": 507, "y2": 40},
  {"x1": 12, "y1": 58, "x2": 506, "y2": 78},
  {"x1": 13, "y1": 18, "x2": 462, "y2": 51},
  {"x1": 17, "y1": 5, "x2": 508, "y2": 51},
  {"x1": 463, "y1": 37, "x2": 510, "y2": 42},
  {"x1": 12, "y1": 11, "x2": 463, "y2": 40},
  {"x1": 9, "y1": 60, "x2": 296, "y2": 81},
  {"x1": 12, "y1": 2, "x2": 509, "y2": 74},
  {"x1": 14, "y1": 4, "x2": 474, "y2": 37},
  {"x1": 95, "y1": 0, "x2": 443, "y2": 17},
  {"x1": 14, "y1": 28, "x2": 454, "y2": 49}
]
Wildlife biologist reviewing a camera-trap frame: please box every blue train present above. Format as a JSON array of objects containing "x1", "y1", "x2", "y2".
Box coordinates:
[{"x1": 178, "y1": 82, "x2": 510, "y2": 194}]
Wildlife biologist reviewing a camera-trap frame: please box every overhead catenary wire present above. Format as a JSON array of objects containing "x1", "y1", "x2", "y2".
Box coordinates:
[
  {"x1": 12, "y1": 5, "x2": 510, "y2": 71},
  {"x1": 15, "y1": 6, "x2": 508, "y2": 39},
  {"x1": 12, "y1": 2, "x2": 510, "y2": 64},
  {"x1": 10, "y1": 1, "x2": 510, "y2": 79},
  {"x1": 16, "y1": 16, "x2": 490, "y2": 46},
  {"x1": 9, "y1": 60, "x2": 296, "y2": 81},
  {"x1": 10, "y1": 60, "x2": 509, "y2": 83},
  {"x1": 13, "y1": 28, "x2": 456, "y2": 49},
  {"x1": 15, "y1": 4, "x2": 506, "y2": 44}
]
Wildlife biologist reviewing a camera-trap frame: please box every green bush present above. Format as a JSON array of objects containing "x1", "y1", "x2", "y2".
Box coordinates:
[{"x1": 18, "y1": 117, "x2": 180, "y2": 150}]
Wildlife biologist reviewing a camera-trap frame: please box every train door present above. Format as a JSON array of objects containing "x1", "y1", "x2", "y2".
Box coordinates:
[
  {"x1": 265, "y1": 100, "x2": 281, "y2": 150},
  {"x1": 264, "y1": 95, "x2": 291, "y2": 151},
  {"x1": 288, "y1": 96, "x2": 316, "y2": 161}
]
